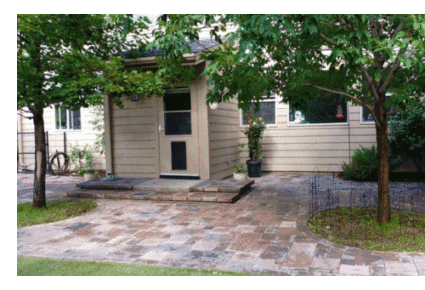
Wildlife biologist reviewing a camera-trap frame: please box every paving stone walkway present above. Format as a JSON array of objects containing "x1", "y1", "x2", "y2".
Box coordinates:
[
  {"x1": 17, "y1": 172, "x2": 84, "y2": 204},
  {"x1": 17, "y1": 173, "x2": 425, "y2": 275}
]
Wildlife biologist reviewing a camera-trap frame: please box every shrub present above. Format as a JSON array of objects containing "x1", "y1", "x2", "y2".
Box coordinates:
[
  {"x1": 70, "y1": 145, "x2": 94, "y2": 175},
  {"x1": 389, "y1": 109, "x2": 425, "y2": 173},
  {"x1": 342, "y1": 145, "x2": 378, "y2": 181}
]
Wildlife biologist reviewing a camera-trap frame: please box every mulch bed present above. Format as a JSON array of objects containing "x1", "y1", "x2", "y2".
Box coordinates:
[{"x1": 308, "y1": 207, "x2": 425, "y2": 252}]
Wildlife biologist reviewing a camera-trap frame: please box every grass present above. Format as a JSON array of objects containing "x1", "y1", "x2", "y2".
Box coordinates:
[
  {"x1": 17, "y1": 257, "x2": 257, "y2": 276},
  {"x1": 308, "y1": 207, "x2": 425, "y2": 252},
  {"x1": 17, "y1": 200, "x2": 97, "y2": 228}
]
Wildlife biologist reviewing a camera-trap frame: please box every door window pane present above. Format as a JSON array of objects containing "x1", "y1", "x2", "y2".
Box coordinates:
[
  {"x1": 163, "y1": 93, "x2": 191, "y2": 111},
  {"x1": 164, "y1": 112, "x2": 191, "y2": 135},
  {"x1": 171, "y1": 141, "x2": 187, "y2": 170}
]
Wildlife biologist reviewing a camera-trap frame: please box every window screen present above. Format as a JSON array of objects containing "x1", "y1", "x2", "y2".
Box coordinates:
[
  {"x1": 289, "y1": 94, "x2": 347, "y2": 124},
  {"x1": 242, "y1": 96, "x2": 276, "y2": 125}
]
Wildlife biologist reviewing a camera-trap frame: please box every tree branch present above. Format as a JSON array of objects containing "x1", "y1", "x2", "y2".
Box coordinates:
[
  {"x1": 304, "y1": 81, "x2": 381, "y2": 124},
  {"x1": 265, "y1": 72, "x2": 279, "y2": 84},
  {"x1": 304, "y1": 82, "x2": 369, "y2": 107},
  {"x1": 379, "y1": 48, "x2": 404, "y2": 94},
  {"x1": 359, "y1": 65, "x2": 380, "y2": 102},
  {"x1": 17, "y1": 111, "x2": 33, "y2": 120},
  {"x1": 317, "y1": 33, "x2": 336, "y2": 46},
  {"x1": 391, "y1": 22, "x2": 404, "y2": 39},
  {"x1": 369, "y1": 17, "x2": 379, "y2": 39}
]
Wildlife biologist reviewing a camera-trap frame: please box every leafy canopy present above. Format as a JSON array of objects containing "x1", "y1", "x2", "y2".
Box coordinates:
[
  {"x1": 152, "y1": 14, "x2": 425, "y2": 121},
  {"x1": 17, "y1": 14, "x2": 165, "y2": 113}
]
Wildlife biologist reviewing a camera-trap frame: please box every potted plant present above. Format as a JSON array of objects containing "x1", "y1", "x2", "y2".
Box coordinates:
[
  {"x1": 82, "y1": 150, "x2": 98, "y2": 181},
  {"x1": 71, "y1": 145, "x2": 98, "y2": 181},
  {"x1": 84, "y1": 168, "x2": 98, "y2": 181},
  {"x1": 233, "y1": 164, "x2": 248, "y2": 181},
  {"x1": 241, "y1": 115, "x2": 266, "y2": 177}
]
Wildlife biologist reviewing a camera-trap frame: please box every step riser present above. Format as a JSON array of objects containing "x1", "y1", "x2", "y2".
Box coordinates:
[{"x1": 67, "y1": 192, "x2": 238, "y2": 203}]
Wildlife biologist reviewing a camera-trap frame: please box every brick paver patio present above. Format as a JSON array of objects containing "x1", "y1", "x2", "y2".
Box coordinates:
[{"x1": 17, "y1": 173, "x2": 425, "y2": 275}]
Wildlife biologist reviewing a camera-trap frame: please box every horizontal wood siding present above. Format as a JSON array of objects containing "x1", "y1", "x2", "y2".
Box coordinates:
[
  {"x1": 209, "y1": 98, "x2": 240, "y2": 180},
  {"x1": 239, "y1": 102, "x2": 378, "y2": 173},
  {"x1": 111, "y1": 96, "x2": 158, "y2": 178},
  {"x1": 18, "y1": 106, "x2": 106, "y2": 171}
]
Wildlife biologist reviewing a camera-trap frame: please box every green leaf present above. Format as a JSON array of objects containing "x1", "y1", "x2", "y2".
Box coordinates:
[{"x1": 404, "y1": 58, "x2": 412, "y2": 69}]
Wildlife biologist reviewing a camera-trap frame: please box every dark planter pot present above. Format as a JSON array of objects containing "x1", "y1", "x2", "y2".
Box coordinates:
[{"x1": 246, "y1": 160, "x2": 262, "y2": 178}]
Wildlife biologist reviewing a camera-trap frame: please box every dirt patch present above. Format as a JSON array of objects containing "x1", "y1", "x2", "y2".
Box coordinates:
[
  {"x1": 308, "y1": 207, "x2": 425, "y2": 252},
  {"x1": 338, "y1": 172, "x2": 425, "y2": 182}
]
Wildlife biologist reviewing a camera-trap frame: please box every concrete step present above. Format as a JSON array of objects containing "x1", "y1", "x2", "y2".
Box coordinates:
[
  {"x1": 133, "y1": 178, "x2": 204, "y2": 193},
  {"x1": 76, "y1": 177, "x2": 151, "y2": 190},
  {"x1": 75, "y1": 177, "x2": 255, "y2": 195},
  {"x1": 144, "y1": 191, "x2": 241, "y2": 203},
  {"x1": 66, "y1": 189, "x2": 242, "y2": 203},
  {"x1": 189, "y1": 179, "x2": 255, "y2": 193},
  {"x1": 67, "y1": 188, "x2": 153, "y2": 200}
]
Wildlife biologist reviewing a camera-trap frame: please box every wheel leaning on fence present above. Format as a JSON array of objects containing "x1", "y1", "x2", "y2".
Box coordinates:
[{"x1": 49, "y1": 151, "x2": 70, "y2": 176}]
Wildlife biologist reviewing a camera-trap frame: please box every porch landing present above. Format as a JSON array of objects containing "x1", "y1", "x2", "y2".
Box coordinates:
[{"x1": 67, "y1": 177, "x2": 254, "y2": 203}]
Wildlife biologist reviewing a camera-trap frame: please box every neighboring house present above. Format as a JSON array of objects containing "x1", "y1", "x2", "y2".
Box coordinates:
[
  {"x1": 17, "y1": 105, "x2": 106, "y2": 172},
  {"x1": 102, "y1": 38, "x2": 422, "y2": 180}
]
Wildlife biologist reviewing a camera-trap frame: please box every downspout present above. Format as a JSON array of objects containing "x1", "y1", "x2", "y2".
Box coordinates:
[{"x1": 104, "y1": 95, "x2": 114, "y2": 176}]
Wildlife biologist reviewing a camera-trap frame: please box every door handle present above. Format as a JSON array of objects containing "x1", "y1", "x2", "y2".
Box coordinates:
[{"x1": 159, "y1": 125, "x2": 163, "y2": 133}]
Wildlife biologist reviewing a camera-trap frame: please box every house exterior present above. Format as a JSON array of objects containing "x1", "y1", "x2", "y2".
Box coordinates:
[
  {"x1": 102, "y1": 38, "x2": 422, "y2": 180},
  {"x1": 17, "y1": 105, "x2": 106, "y2": 172}
]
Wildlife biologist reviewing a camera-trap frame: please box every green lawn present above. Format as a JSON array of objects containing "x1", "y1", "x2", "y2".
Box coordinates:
[
  {"x1": 17, "y1": 200, "x2": 97, "y2": 227},
  {"x1": 17, "y1": 257, "x2": 257, "y2": 276}
]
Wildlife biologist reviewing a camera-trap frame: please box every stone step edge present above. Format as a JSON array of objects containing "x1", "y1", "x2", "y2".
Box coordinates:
[
  {"x1": 66, "y1": 190, "x2": 239, "y2": 203},
  {"x1": 189, "y1": 180, "x2": 255, "y2": 193},
  {"x1": 72, "y1": 179, "x2": 254, "y2": 194}
]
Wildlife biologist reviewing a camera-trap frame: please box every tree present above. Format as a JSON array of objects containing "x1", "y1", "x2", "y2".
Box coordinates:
[
  {"x1": 17, "y1": 14, "x2": 165, "y2": 208},
  {"x1": 152, "y1": 14, "x2": 425, "y2": 224}
]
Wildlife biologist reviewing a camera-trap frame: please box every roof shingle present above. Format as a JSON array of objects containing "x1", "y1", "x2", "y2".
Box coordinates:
[{"x1": 120, "y1": 38, "x2": 227, "y2": 59}]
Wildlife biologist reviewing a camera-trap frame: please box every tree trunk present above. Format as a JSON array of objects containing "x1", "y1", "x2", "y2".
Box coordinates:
[
  {"x1": 375, "y1": 102, "x2": 391, "y2": 224},
  {"x1": 32, "y1": 109, "x2": 47, "y2": 209}
]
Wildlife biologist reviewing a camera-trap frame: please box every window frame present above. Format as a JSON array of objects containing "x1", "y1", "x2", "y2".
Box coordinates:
[
  {"x1": 240, "y1": 95, "x2": 278, "y2": 128},
  {"x1": 287, "y1": 98, "x2": 349, "y2": 127},
  {"x1": 54, "y1": 104, "x2": 83, "y2": 131},
  {"x1": 360, "y1": 93, "x2": 393, "y2": 125}
]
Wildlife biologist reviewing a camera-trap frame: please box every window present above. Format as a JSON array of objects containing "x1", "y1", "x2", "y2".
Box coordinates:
[
  {"x1": 360, "y1": 93, "x2": 394, "y2": 124},
  {"x1": 289, "y1": 93, "x2": 348, "y2": 125},
  {"x1": 55, "y1": 105, "x2": 81, "y2": 130},
  {"x1": 241, "y1": 95, "x2": 276, "y2": 125},
  {"x1": 361, "y1": 106, "x2": 375, "y2": 123}
]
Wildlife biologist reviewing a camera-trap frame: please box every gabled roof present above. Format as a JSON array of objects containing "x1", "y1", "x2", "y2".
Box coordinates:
[{"x1": 120, "y1": 38, "x2": 227, "y2": 59}]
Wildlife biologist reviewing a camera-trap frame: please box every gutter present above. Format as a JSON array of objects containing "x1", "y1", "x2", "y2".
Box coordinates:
[{"x1": 123, "y1": 53, "x2": 203, "y2": 67}]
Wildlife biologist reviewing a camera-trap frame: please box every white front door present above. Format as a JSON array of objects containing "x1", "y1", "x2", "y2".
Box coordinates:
[{"x1": 158, "y1": 88, "x2": 200, "y2": 178}]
